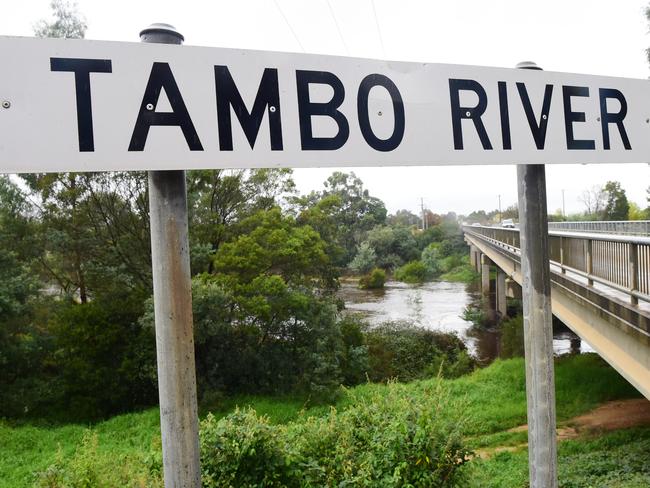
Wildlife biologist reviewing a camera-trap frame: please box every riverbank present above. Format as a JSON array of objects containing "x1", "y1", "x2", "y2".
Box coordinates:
[{"x1": 1, "y1": 354, "x2": 645, "y2": 487}]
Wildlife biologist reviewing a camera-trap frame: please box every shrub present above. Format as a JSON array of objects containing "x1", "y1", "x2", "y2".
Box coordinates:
[
  {"x1": 198, "y1": 381, "x2": 470, "y2": 487},
  {"x1": 358, "y1": 267, "x2": 386, "y2": 289},
  {"x1": 338, "y1": 314, "x2": 370, "y2": 386},
  {"x1": 348, "y1": 242, "x2": 377, "y2": 274},
  {"x1": 200, "y1": 409, "x2": 294, "y2": 488},
  {"x1": 421, "y1": 243, "x2": 442, "y2": 275},
  {"x1": 439, "y1": 254, "x2": 463, "y2": 273},
  {"x1": 394, "y1": 260, "x2": 429, "y2": 283},
  {"x1": 365, "y1": 322, "x2": 475, "y2": 382},
  {"x1": 47, "y1": 291, "x2": 155, "y2": 421},
  {"x1": 34, "y1": 429, "x2": 163, "y2": 488},
  {"x1": 462, "y1": 302, "x2": 489, "y2": 328},
  {"x1": 142, "y1": 277, "x2": 347, "y2": 401}
]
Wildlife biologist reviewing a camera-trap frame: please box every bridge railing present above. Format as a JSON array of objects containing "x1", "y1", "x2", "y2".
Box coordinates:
[
  {"x1": 463, "y1": 225, "x2": 650, "y2": 305},
  {"x1": 548, "y1": 220, "x2": 650, "y2": 236}
]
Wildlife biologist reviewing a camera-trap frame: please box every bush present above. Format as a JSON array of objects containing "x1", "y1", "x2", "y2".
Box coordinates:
[
  {"x1": 394, "y1": 260, "x2": 429, "y2": 283},
  {"x1": 142, "y1": 277, "x2": 347, "y2": 402},
  {"x1": 358, "y1": 267, "x2": 386, "y2": 289},
  {"x1": 421, "y1": 243, "x2": 442, "y2": 275},
  {"x1": 365, "y1": 322, "x2": 475, "y2": 382},
  {"x1": 198, "y1": 381, "x2": 470, "y2": 487},
  {"x1": 44, "y1": 291, "x2": 155, "y2": 421},
  {"x1": 439, "y1": 254, "x2": 463, "y2": 273},
  {"x1": 200, "y1": 409, "x2": 294, "y2": 488},
  {"x1": 338, "y1": 315, "x2": 369, "y2": 386},
  {"x1": 348, "y1": 242, "x2": 377, "y2": 274}
]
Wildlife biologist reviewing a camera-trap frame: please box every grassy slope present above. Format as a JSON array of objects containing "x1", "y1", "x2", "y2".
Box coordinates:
[
  {"x1": 0, "y1": 353, "x2": 644, "y2": 487},
  {"x1": 466, "y1": 427, "x2": 650, "y2": 487}
]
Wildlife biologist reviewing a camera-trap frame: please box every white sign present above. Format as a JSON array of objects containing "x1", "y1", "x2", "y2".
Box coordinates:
[{"x1": 1, "y1": 36, "x2": 649, "y2": 173}]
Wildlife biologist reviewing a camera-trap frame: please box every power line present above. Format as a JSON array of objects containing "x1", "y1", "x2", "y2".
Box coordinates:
[
  {"x1": 371, "y1": 0, "x2": 386, "y2": 58},
  {"x1": 273, "y1": 0, "x2": 306, "y2": 52},
  {"x1": 326, "y1": 0, "x2": 350, "y2": 55}
]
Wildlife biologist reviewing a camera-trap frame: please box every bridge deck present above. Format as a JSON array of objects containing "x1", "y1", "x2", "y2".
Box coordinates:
[{"x1": 464, "y1": 226, "x2": 650, "y2": 400}]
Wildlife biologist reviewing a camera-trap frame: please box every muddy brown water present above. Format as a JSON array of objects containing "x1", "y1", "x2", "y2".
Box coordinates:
[{"x1": 339, "y1": 280, "x2": 594, "y2": 364}]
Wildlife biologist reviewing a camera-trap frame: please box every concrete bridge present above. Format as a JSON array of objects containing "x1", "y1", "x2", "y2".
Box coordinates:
[{"x1": 463, "y1": 223, "x2": 650, "y2": 400}]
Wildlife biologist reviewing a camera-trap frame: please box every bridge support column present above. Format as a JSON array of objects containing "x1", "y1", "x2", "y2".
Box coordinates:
[
  {"x1": 496, "y1": 268, "x2": 507, "y2": 318},
  {"x1": 506, "y1": 278, "x2": 522, "y2": 299},
  {"x1": 481, "y1": 254, "x2": 491, "y2": 296},
  {"x1": 469, "y1": 245, "x2": 477, "y2": 268}
]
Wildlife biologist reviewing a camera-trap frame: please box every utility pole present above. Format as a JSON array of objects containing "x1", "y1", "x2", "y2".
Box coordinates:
[
  {"x1": 421, "y1": 197, "x2": 427, "y2": 230},
  {"x1": 562, "y1": 189, "x2": 566, "y2": 218},
  {"x1": 498, "y1": 194, "x2": 502, "y2": 223},
  {"x1": 142, "y1": 23, "x2": 201, "y2": 488},
  {"x1": 516, "y1": 60, "x2": 558, "y2": 488}
]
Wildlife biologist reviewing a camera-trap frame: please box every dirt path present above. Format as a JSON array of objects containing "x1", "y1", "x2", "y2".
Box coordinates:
[{"x1": 476, "y1": 398, "x2": 650, "y2": 459}]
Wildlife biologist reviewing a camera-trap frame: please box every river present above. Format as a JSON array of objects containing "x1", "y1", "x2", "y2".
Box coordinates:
[{"x1": 339, "y1": 280, "x2": 593, "y2": 364}]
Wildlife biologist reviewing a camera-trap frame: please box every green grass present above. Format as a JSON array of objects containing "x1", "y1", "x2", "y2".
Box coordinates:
[
  {"x1": 199, "y1": 392, "x2": 331, "y2": 425},
  {"x1": 465, "y1": 427, "x2": 650, "y2": 487},
  {"x1": 439, "y1": 262, "x2": 479, "y2": 283},
  {"x1": 448, "y1": 354, "x2": 640, "y2": 446},
  {"x1": 0, "y1": 353, "x2": 643, "y2": 487}
]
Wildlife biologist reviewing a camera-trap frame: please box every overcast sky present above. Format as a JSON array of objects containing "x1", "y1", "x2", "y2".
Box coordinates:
[{"x1": 4, "y1": 0, "x2": 650, "y2": 216}]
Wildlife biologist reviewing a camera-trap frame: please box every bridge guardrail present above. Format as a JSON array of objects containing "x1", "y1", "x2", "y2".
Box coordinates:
[
  {"x1": 463, "y1": 225, "x2": 650, "y2": 306},
  {"x1": 548, "y1": 220, "x2": 650, "y2": 236}
]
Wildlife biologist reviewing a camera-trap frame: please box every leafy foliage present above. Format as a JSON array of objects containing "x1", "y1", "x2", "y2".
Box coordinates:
[
  {"x1": 33, "y1": 0, "x2": 86, "y2": 39},
  {"x1": 358, "y1": 267, "x2": 386, "y2": 290},
  {"x1": 394, "y1": 260, "x2": 430, "y2": 283},
  {"x1": 365, "y1": 322, "x2": 475, "y2": 382},
  {"x1": 2, "y1": 355, "x2": 643, "y2": 487},
  {"x1": 294, "y1": 172, "x2": 386, "y2": 267},
  {"x1": 348, "y1": 241, "x2": 377, "y2": 274},
  {"x1": 603, "y1": 180, "x2": 630, "y2": 221},
  {"x1": 199, "y1": 380, "x2": 470, "y2": 487},
  {"x1": 48, "y1": 291, "x2": 155, "y2": 420}
]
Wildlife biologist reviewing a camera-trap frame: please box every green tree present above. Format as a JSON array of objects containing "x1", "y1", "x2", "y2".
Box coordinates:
[
  {"x1": 603, "y1": 181, "x2": 629, "y2": 221},
  {"x1": 628, "y1": 202, "x2": 646, "y2": 220},
  {"x1": 321, "y1": 172, "x2": 387, "y2": 265},
  {"x1": 0, "y1": 178, "x2": 42, "y2": 416},
  {"x1": 388, "y1": 209, "x2": 420, "y2": 227},
  {"x1": 348, "y1": 242, "x2": 377, "y2": 274},
  {"x1": 33, "y1": 0, "x2": 86, "y2": 39},
  {"x1": 187, "y1": 168, "x2": 295, "y2": 274},
  {"x1": 294, "y1": 194, "x2": 346, "y2": 276},
  {"x1": 206, "y1": 208, "x2": 344, "y2": 395},
  {"x1": 28, "y1": 1, "x2": 93, "y2": 301},
  {"x1": 292, "y1": 172, "x2": 386, "y2": 268},
  {"x1": 465, "y1": 210, "x2": 488, "y2": 224},
  {"x1": 361, "y1": 224, "x2": 419, "y2": 270},
  {"x1": 51, "y1": 291, "x2": 155, "y2": 419}
]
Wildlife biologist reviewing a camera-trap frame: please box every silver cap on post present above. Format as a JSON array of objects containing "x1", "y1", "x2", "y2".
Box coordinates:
[
  {"x1": 516, "y1": 61, "x2": 542, "y2": 70},
  {"x1": 139, "y1": 23, "x2": 184, "y2": 44}
]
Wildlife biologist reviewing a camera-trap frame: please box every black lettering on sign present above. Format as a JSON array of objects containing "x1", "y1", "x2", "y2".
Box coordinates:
[
  {"x1": 357, "y1": 74, "x2": 405, "y2": 151},
  {"x1": 497, "y1": 81, "x2": 511, "y2": 150},
  {"x1": 128, "y1": 62, "x2": 203, "y2": 151},
  {"x1": 448, "y1": 79, "x2": 492, "y2": 150},
  {"x1": 215, "y1": 66, "x2": 283, "y2": 151},
  {"x1": 516, "y1": 82, "x2": 553, "y2": 149},
  {"x1": 50, "y1": 58, "x2": 112, "y2": 152},
  {"x1": 296, "y1": 70, "x2": 349, "y2": 150},
  {"x1": 562, "y1": 85, "x2": 595, "y2": 150},
  {"x1": 599, "y1": 88, "x2": 631, "y2": 150}
]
